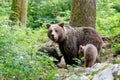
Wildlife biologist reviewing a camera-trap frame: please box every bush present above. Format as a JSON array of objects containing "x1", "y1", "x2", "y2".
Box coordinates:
[
  {"x1": 96, "y1": 0, "x2": 120, "y2": 64},
  {"x1": 96, "y1": 0, "x2": 120, "y2": 37},
  {"x1": 0, "y1": 23, "x2": 57, "y2": 79},
  {"x1": 0, "y1": 2, "x2": 58, "y2": 79},
  {"x1": 28, "y1": 0, "x2": 71, "y2": 28}
]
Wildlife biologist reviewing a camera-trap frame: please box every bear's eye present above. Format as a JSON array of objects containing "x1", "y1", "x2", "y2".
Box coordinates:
[
  {"x1": 55, "y1": 30, "x2": 58, "y2": 32},
  {"x1": 49, "y1": 30, "x2": 52, "y2": 33}
]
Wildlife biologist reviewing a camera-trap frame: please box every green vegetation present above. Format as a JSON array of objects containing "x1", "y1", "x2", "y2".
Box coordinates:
[
  {"x1": 0, "y1": 22, "x2": 57, "y2": 79},
  {"x1": 28, "y1": 0, "x2": 71, "y2": 28},
  {"x1": 0, "y1": 2, "x2": 57, "y2": 79},
  {"x1": 96, "y1": 0, "x2": 120, "y2": 36},
  {"x1": 0, "y1": 0, "x2": 120, "y2": 79}
]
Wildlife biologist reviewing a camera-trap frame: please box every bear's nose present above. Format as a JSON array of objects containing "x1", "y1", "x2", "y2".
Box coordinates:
[{"x1": 51, "y1": 34, "x2": 54, "y2": 38}]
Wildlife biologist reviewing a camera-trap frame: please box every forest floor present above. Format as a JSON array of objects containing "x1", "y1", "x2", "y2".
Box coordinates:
[
  {"x1": 56, "y1": 50, "x2": 120, "y2": 80},
  {"x1": 43, "y1": 40, "x2": 120, "y2": 80}
]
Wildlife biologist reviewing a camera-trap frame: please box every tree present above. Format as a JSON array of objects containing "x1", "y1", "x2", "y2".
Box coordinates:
[
  {"x1": 70, "y1": 0, "x2": 96, "y2": 28},
  {"x1": 9, "y1": 0, "x2": 28, "y2": 27},
  {"x1": 20, "y1": 0, "x2": 28, "y2": 27}
]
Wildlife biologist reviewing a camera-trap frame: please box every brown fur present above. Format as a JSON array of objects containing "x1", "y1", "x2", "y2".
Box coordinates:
[
  {"x1": 46, "y1": 22, "x2": 103, "y2": 65},
  {"x1": 78, "y1": 44, "x2": 101, "y2": 67}
]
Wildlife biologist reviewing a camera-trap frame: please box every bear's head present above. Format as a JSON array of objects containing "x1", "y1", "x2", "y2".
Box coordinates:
[
  {"x1": 78, "y1": 45, "x2": 85, "y2": 57},
  {"x1": 46, "y1": 22, "x2": 66, "y2": 43}
]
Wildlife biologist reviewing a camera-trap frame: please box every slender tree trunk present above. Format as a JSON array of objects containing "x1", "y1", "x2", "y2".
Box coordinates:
[
  {"x1": 9, "y1": 0, "x2": 28, "y2": 26},
  {"x1": 20, "y1": 0, "x2": 28, "y2": 27},
  {"x1": 70, "y1": 0, "x2": 96, "y2": 28}
]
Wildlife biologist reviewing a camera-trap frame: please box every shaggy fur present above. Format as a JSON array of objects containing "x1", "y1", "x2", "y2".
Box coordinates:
[
  {"x1": 79, "y1": 44, "x2": 101, "y2": 67},
  {"x1": 46, "y1": 22, "x2": 103, "y2": 65}
]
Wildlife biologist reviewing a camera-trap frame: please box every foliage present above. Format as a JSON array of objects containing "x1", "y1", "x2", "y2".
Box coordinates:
[
  {"x1": 0, "y1": 1, "x2": 58, "y2": 79},
  {"x1": 0, "y1": 0, "x2": 120, "y2": 79},
  {"x1": 96, "y1": 0, "x2": 120, "y2": 37},
  {"x1": 0, "y1": 1, "x2": 11, "y2": 16},
  {"x1": 96, "y1": 0, "x2": 120, "y2": 61},
  {"x1": 28, "y1": 0, "x2": 71, "y2": 28},
  {"x1": 96, "y1": 12, "x2": 120, "y2": 37},
  {"x1": 0, "y1": 20, "x2": 57, "y2": 79},
  {"x1": 111, "y1": 34, "x2": 120, "y2": 55}
]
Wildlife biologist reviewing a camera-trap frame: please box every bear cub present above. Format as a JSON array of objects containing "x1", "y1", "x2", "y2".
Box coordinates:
[{"x1": 78, "y1": 44, "x2": 101, "y2": 67}]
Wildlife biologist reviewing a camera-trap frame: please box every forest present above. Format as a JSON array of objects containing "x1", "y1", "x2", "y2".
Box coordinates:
[{"x1": 0, "y1": 0, "x2": 120, "y2": 80}]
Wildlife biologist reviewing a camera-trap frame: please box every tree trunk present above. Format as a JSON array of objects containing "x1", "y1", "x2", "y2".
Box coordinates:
[
  {"x1": 70, "y1": 0, "x2": 96, "y2": 28},
  {"x1": 20, "y1": 0, "x2": 28, "y2": 27},
  {"x1": 9, "y1": 0, "x2": 28, "y2": 26},
  {"x1": 9, "y1": 0, "x2": 21, "y2": 25}
]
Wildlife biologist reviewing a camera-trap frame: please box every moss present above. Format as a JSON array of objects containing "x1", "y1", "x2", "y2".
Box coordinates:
[
  {"x1": 87, "y1": 64, "x2": 112, "y2": 79},
  {"x1": 92, "y1": 64, "x2": 111, "y2": 75},
  {"x1": 9, "y1": 0, "x2": 21, "y2": 25}
]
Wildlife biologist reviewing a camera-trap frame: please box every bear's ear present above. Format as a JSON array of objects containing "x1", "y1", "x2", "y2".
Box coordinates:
[
  {"x1": 46, "y1": 23, "x2": 51, "y2": 29},
  {"x1": 58, "y1": 22, "x2": 64, "y2": 27}
]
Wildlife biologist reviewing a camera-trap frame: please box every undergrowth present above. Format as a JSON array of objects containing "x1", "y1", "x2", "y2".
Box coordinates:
[
  {"x1": 0, "y1": 0, "x2": 120, "y2": 79},
  {"x1": 0, "y1": 22, "x2": 57, "y2": 80}
]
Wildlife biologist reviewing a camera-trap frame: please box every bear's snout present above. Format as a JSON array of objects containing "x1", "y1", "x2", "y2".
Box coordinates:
[
  {"x1": 50, "y1": 32, "x2": 59, "y2": 42},
  {"x1": 51, "y1": 34, "x2": 54, "y2": 38}
]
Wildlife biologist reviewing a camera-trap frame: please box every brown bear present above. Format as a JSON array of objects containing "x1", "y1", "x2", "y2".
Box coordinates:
[
  {"x1": 78, "y1": 44, "x2": 101, "y2": 67},
  {"x1": 46, "y1": 22, "x2": 103, "y2": 65}
]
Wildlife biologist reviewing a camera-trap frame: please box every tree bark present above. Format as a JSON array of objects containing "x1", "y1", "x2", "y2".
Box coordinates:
[
  {"x1": 20, "y1": 0, "x2": 28, "y2": 27},
  {"x1": 9, "y1": 0, "x2": 28, "y2": 26},
  {"x1": 70, "y1": 0, "x2": 96, "y2": 28},
  {"x1": 9, "y1": 0, "x2": 21, "y2": 25}
]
